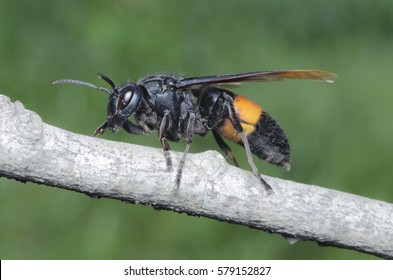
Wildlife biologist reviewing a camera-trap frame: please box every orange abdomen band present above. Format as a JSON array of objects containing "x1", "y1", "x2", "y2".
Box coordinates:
[{"x1": 221, "y1": 95, "x2": 263, "y2": 142}]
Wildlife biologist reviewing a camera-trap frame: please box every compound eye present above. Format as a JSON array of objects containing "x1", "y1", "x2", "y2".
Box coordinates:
[
  {"x1": 123, "y1": 91, "x2": 133, "y2": 105},
  {"x1": 118, "y1": 90, "x2": 134, "y2": 110}
]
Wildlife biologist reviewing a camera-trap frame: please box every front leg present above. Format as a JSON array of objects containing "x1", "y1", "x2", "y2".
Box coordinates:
[
  {"x1": 134, "y1": 99, "x2": 157, "y2": 133},
  {"x1": 122, "y1": 120, "x2": 149, "y2": 135},
  {"x1": 92, "y1": 121, "x2": 108, "y2": 137}
]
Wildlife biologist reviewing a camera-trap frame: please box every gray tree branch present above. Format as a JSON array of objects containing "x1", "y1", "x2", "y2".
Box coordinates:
[{"x1": 0, "y1": 94, "x2": 392, "y2": 259}]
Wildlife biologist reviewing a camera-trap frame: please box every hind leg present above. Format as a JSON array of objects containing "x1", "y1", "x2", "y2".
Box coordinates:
[
  {"x1": 223, "y1": 94, "x2": 273, "y2": 193},
  {"x1": 213, "y1": 132, "x2": 239, "y2": 167}
]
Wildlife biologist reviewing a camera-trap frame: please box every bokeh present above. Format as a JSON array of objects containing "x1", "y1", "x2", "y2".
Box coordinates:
[{"x1": 1, "y1": 0, "x2": 392, "y2": 259}]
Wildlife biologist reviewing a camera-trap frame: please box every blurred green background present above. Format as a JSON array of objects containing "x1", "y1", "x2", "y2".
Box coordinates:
[{"x1": 1, "y1": 0, "x2": 392, "y2": 259}]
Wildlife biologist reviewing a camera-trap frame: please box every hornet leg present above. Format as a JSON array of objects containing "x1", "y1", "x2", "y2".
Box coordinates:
[
  {"x1": 175, "y1": 111, "x2": 195, "y2": 189},
  {"x1": 213, "y1": 131, "x2": 239, "y2": 167},
  {"x1": 159, "y1": 111, "x2": 173, "y2": 171},
  {"x1": 93, "y1": 121, "x2": 108, "y2": 137},
  {"x1": 223, "y1": 94, "x2": 273, "y2": 194},
  {"x1": 94, "y1": 120, "x2": 147, "y2": 137},
  {"x1": 122, "y1": 120, "x2": 148, "y2": 135}
]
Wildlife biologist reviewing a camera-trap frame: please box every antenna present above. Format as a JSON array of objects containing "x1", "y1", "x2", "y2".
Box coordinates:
[{"x1": 52, "y1": 76, "x2": 114, "y2": 96}]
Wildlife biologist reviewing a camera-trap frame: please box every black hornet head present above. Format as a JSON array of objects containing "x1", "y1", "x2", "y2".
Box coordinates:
[{"x1": 53, "y1": 73, "x2": 144, "y2": 133}]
